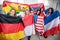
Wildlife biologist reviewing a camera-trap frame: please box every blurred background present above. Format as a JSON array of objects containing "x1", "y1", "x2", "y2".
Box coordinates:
[
  {"x1": 0, "y1": 0, "x2": 60, "y2": 11},
  {"x1": 0, "y1": 0, "x2": 60, "y2": 40}
]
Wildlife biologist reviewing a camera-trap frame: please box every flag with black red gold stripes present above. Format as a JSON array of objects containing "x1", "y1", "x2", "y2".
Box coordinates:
[{"x1": 0, "y1": 14, "x2": 25, "y2": 40}]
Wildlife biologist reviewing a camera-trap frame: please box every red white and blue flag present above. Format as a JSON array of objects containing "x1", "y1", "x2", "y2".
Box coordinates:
[{"x1": 43, "y1": 10, "x2": 60, "y2": 37}]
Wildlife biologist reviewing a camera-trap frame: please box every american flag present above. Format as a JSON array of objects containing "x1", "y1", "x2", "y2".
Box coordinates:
[{"x1": 35, "y1": 12, "x2": 45, "y2": 35}]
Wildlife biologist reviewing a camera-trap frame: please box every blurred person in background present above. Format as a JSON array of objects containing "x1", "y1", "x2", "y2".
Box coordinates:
[{"x1": 16, "y1": 6, "x2": 25, "y2": 17}]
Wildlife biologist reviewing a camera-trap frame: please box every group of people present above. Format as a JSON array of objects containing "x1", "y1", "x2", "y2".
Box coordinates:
[{"x1": 2, "y1": 5, "x2": 54, "y2": 40}]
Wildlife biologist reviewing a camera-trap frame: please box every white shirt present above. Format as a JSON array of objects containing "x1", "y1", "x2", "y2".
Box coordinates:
[{"x1": 16, "y1": 12, "x2": 25, "y2": 17}]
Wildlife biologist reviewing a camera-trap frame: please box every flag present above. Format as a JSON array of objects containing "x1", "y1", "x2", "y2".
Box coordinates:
[
  {"x1": 45, "y1": 8, "x2": 51, "y2": 14},
  {"x1": 2, "y1": 1, "x2": 30, "y2": 14},
  {"x1": 35, "y1": 12, "x2": 45, "y2": 35},
  {"x1": 43, "y1": 10, "x2": 60, "y2": 38},
  {"x1": 0, "y1": 14, "x2": 25, "y2": 40},
  {"x1": 23, "y1": 15, "x2": 35, "y2": 36}
]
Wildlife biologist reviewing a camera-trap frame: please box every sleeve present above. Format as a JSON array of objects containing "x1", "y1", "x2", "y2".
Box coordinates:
[{"x1": 34, "y1": 14, "x2": 38, "y2": 24}]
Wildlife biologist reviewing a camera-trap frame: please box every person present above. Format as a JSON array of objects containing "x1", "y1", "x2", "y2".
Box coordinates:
[
  {"x1": 8, "y1": 9, "x2": 16, "y2": 16},
  {"x1": 16, "y1": 6, "x2": 25, "y2": 17},
  {"x1": 34, "y1": 8, "x2": 46, "y2": 25},
  {"x1": 8, "y1": 9, "x2": 24, "y2": 40},
  {"x1": 24, "y1": 9, "x2": 31, "y2": 40},
  {"x1": 45, "y1": 7, "x2": 54, "y2": 36},
  {"x1": 46, "y1": 8, "x2": 54, "y2": 17},
  {"x1": 34, "y1": 8, "x2": 46, "y2": 40},
  {"x1": 23, "y1": 9, "x2": 35, "y2": 40},
  {"x1": 6, "y1": 9, "x2": 16, "y2": 16}
]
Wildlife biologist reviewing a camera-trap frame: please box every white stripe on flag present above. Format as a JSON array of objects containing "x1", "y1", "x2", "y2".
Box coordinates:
[
  {"x1": 24, "y1": 24, "x2": 35, "y2": 36},
  {"x1": 35, "y1": 24, "x2": 43, "y2": 26},
  {"x1": 36, "y1": 29, "x2": 44, "y2": 32},
  {"x1": 38, "y1": 16, "x2": 44, "y2": 18},
  {"x1": 36, "y1": 27, "x2": 44, "y2": 29},
  {"x1": 37, "y1": 19, "x2": 43, "y2": 21}
]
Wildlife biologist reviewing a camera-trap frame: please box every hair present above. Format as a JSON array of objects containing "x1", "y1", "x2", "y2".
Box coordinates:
[
  {"x1": 49, "y1": 8, "x2": 54, "y2": 14},
  {"x1": 9, "y1": 9, "x2": 16, "y2": 16},
  {"x1": 36, "y1": 10, "x2": 40, "y2": 15},
  {"x1": 39, "y1": 8, "x2": 44, "y2": 13},
  {"x1": 36, "y1": 8, "x2": 44, "y2": 15}
]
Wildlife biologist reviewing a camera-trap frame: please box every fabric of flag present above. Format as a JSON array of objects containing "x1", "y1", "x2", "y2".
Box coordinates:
[
  {"x1": 2, "y1": 1, "x2": 30, "y2": 14},
  {"x1": 43, "y1": 10, "x2": 60, "y2": 38},
  {"x1": 35, "y1": 12, "x2": 45, "y2": 35},
  {"x1": 23, "y1": 14, "x2": 35, "y2": 36},
  {"x1": 30, "y1": 3, "x2": 45, "y2": 13},
  {"x1": 0, "y1": 14, "x2": 25, "y2": 40},
  {"x1": 34, "y1": 14, "x2": 38, "y2": 23}
]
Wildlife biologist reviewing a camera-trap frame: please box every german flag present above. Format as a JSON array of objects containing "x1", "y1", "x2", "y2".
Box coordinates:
[{"x1": 0, "y1": 14, "x2": 25, "y2": 40}]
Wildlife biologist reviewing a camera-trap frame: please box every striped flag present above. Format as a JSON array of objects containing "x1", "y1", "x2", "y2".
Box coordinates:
[
  {"x1": 35, "y1": 12, "x2": 45, "y2": 35},
  {"x1": 0, "y1": 14, "x2": 25, "y2": 40},
  {"x1": 23, "y1": 15, "x2": 35, "y2": 36},
  {"x1": 43, "y1": 10, "x2": 60, "y2": 38}
]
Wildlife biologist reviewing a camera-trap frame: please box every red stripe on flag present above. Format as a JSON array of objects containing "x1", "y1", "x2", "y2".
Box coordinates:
[
  {"x1": 23, "y1": 15, "x2": 34, "y2": 26},
  {"x1": 0, "y1": 23, "x2": 24, "y2": 34},
  {"x1": 43, "y1": 26, "x2": 58, "y2": 37}
]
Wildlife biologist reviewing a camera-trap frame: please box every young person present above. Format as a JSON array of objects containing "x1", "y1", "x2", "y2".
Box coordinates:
[
  {"x1": 8, "y1": 9, "x2": 24, "y2": 40},
  {"x1": 43, "y1": 8, "x2": 54, "y2": 38},
  {"x1": 16, "y1": 6, "x2": 25, "y2": 17},
  {"x1": 23, "y1": 9, "x2": 35, "y2": 40},
  {"x1": 24, "y1": 10, "x2": 31, "y2": 40},
  {"x1": 46, "y1": 8, "x2": 54, "y2": 17},
  {"x1": 34, "y1": 8, "x2": 46, "y2": 39},
  {"x1": 8, "y1": 9, "x2": 16, "y2": 16}
]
